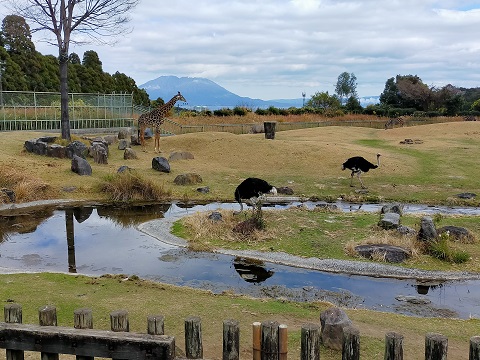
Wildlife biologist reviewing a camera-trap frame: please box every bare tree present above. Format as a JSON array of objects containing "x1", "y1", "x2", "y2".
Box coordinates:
[{"x1": 7, "y1": 0, "x2": 140, "y2": 140}]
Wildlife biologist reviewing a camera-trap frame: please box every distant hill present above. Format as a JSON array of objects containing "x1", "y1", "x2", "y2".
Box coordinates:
[{"x1": 139, "y1": 75, "x2": 378, "y2": 109}]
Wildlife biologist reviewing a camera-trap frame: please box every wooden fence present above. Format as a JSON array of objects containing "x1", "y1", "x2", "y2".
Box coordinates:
[{"x1": 3, "y1": 304, "x2": 480, "y2": 359}]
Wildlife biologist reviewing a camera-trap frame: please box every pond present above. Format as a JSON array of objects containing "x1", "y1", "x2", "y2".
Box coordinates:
[{"x1": 1, "y1": 201, "x2": 480, "y2": 319}]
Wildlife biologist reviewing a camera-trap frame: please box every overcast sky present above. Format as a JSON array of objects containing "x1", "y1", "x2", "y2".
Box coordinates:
[{"x1": 2, "y1": 0, "x2": 480, "y2": 100}]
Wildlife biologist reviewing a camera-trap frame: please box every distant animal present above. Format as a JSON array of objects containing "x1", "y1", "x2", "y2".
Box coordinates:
[
  {"x1": 342, "y1": 154, "x2": 381, "y2": 188},
  {"x1": 234, "y1": 177, "x2": 277, "y2": 211},
  {"x1": 384, "y1": 117, "x2": 404, "y2": 130}
]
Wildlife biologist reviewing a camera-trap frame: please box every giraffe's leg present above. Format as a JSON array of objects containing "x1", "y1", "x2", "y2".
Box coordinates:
[
  {"x1": 154, "y1": 130, "x2": 160, "y2": 153},
  {"x1": 140, "y1": 126, "x2": 147, "y2": 152}
]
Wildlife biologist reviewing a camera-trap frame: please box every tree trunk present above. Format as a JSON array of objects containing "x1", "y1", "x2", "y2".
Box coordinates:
[{"x1": 59, "y1": 50, "x2": 71, "y2": 141}]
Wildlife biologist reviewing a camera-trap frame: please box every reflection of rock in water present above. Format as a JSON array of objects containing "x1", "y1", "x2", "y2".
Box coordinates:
[
  {"x1": 413, "y1": 281, "x2": 444, "y2": 295},
  {"x1": 96, "y1": 203, "x2": 171, "y2": 226},
  {"x1": 73, "y1": 207, "x2": 93, "y2": 223},
  {"x1": 0, "y1": 209, "x2": 54, "y2": 242},
  {"x1": 233, "y1": 257, "x2": 274, "y2": 283}
]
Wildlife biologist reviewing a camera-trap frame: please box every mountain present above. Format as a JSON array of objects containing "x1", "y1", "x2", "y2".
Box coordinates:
[{"x1": 139, "y1": 75, "x2": 377, "y2": 109}]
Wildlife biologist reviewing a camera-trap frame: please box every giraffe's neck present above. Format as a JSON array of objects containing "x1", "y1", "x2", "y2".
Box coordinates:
[{"x1": 153, "y1": 95, "x2": 181, "y2": 117}]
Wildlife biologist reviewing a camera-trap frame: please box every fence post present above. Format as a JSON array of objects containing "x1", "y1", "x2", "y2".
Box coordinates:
[
  {"x1": 253, "y1": 322, "x2": 262, "y2": 360},
  {"x1": 279, "y1": 324, "x2": 288, "y2": 360},
  {"x1": 4, "y1": 303, "x2": 24, "y2": 360},
  {"x1": 342, "y1": 325, "x2": 360, "y2": 360},
  {"x1": 261, "y1": 320, "x2": 279, "y2": 360},
  {"x1": 74, "y1": 308, "x2": 94, "y2": 360},
  {"x1": 385, "y1": 332, "x2": 403, "y2": 360},
  {"x1": 264, "y1": 121, "x2": 276, "y2": 139},
  {"x1": 222, "y1": 319, "x2": 239, "y2": 360},
  {"x1": 300, "y1": 323, "x2": 320, "y2": 360},
  {"x1": 147, "y1": 315, "x2": 165, "y2": 335},
  {"x1": 39, "y1": 305, "x2": 59, "y2": 360},
  {"x1": 110, "y1": 310, "x2": 129, "y2": 332},
  {"x1": 425, "y1": 333, "x2": 448, "y2": 360},
  {"x1": 185, "y1": 316, "x2": 203, "y2": 359},
  {"x1": 470, "y1": 336, "x2": 480, "y2": 360}
]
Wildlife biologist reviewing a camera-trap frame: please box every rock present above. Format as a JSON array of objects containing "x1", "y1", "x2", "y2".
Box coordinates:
[
  {"x1": 168, "y1": 151, "x2": 194, "y2": 161},
  {"x1": 124, "y1": 147, "x2": 138, "y2": 160},
  {"x1": 90, "y1": 142, "x2": 108, "y2": 164},
  {"x1": 24, "y1": 139, "x2": 48, "y2": 156},
  {"x1": 38, "y1": 136, "x2": 57, "y2": 143},
  {"x1": 71, "y1": 155, "x2": 92, "y2": 176},
  {"x1": 46, "y1": 144, "x2": 67, "y2": 158},
  {"x1": 130, "y1": 133, "x2": 140, "y2": 146},
  {"x1": 152, "y1": 157, "x2": 170, "y2": 173},
  {"x1": 118, "y1": 139, "x2": 130, "y2": 150},
  {"x1": 1, "y1": 188, "x2": 16, "y2": 203},
  {"x1": 395, "y1": 295, "x2": 431, "y2": 305},
  {"x1": 381, "y1": 203, "x2": 403, "y2": 215},
  {"x1": 118, "y1": 128, "x2": 131, "y2": 139},
  {"x1": 378, "y1": 212, "x2": 400, "y2": 229},
  {"x1": 315, "y1": 202, "x2": 339, "y2": 211},
  {"x1": 66, "y1": 141, "x2": 88, "y2": 159},
  {"x1": 277, "y1": 186, "x2": 294, "y2": 195},
  {"x1": 174, "y1": 173, "x2": 203, "y2": 185},
  {"x1": 417, "y1": 216, "x2": 437, "y2": 242},
  {"x1": 208, "y1": 211, "x2": 223, "y2": 222},
  {"x1": 397, "y1": 225, "x2": 417, "y2": 236},
  {"x1": 103, "y1": 135, "x2": 117, "y2": 145},
  {"x1": 320, "y1": 307, "x2": 352, "y2": 350},
  {"x1": 355, "y1": 244, "x2": 410, "y2": 263},
  {"x1": 437, "y1": 225, "x2": 475, "y2": 243},
  {"x1": 117, "y1": 165, "x2": 132, "y2": 173},
  {"x1": 456, "y1": 192, "x2": 476, "y2": 199},
  {"x1": 197, "y1": 186, "x2": 210, "y2": 194},
  {"x1": 144, "y1": 128, "x2": 154, "y2": 139}
]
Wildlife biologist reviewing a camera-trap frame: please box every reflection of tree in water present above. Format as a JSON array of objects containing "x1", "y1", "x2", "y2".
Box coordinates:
[
  {"x1": 96, "y1": 203, "x2": 171, "y2": 227},
  {"x1": 233, "y1": 257, "x2": 275, "y2": 284},
  {"x1": 0, "y1": 208, "x2": 55, "y2": 243}
]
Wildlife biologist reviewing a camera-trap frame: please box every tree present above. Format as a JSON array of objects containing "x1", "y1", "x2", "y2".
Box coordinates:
[
  {"x1": 379, "y1": 77, "x2": 400, "y2": 107},
  {"x1": 7, "y1": 0, "x2": 140, "y2": 141},
  {"x1": 335, "y1": 72, "x2": 357, "y2": 105},
  {"x1": 307, "y1": 91, "x2": 341, "y2": 111}
]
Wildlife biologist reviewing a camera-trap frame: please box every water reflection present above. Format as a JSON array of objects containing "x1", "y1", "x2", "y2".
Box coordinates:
[{"x1": 1, "y1": 201, "x2": 480, "y2": 319}]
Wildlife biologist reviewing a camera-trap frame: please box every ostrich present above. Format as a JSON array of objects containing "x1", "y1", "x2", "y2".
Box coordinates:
[
  {"x1": 234, "y1": 177, "x2": 277, "y2": 211},
  {"x1": 342, "y1": 153, "x2": 381, "y2": 188}
]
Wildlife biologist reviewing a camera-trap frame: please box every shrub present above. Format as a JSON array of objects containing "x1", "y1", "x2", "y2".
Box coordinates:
[
  {"x1": 233, "y1": 106, "x2": 248, "y2": 116},
  {"x1": 426, "y1": 232, "x2": 470, "y2": 264}
]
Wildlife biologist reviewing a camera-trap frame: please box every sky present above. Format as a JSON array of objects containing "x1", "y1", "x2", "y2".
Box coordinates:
[{"x1": 1, "y1": 0, "x2": 480, "y2": 100}]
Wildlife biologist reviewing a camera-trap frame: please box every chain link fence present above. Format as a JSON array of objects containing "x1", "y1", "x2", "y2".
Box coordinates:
[{"x1": 0, "y1": 91, "x2": 134, "y2": 131}]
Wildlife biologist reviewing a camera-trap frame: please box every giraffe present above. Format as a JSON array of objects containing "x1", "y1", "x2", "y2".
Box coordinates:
[
  {"x1": 384, "y1": 116, "x2": 405, "y2": 130},
  {"x1": 138, "y1": 91, "x2": 187, "y2": 152}
]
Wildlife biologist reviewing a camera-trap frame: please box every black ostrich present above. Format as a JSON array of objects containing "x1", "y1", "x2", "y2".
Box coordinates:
[
  {"x1": 234, "y1": 177, "x2": 277, "y2": 211},
  {"x1": 342, "y1": 153, "x2": 381, "y2": 188}
]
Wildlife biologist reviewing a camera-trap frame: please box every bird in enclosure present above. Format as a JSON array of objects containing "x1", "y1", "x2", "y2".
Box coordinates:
[
  {"x1": 342, "y1": 153, "x2": 381, "y2": 188},
  {"x1": 234, "y1": 177, "x2": 277, "y2": 211}
]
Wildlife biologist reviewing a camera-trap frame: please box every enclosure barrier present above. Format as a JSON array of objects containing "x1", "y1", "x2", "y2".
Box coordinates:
[{"x1": 3, "y1": 304, "x2": 480, "y2": 359}]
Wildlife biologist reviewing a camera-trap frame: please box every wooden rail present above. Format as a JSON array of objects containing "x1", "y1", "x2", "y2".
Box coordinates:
[{"x1": 3, "y1": 303, "x2": 480, "y2": 359}]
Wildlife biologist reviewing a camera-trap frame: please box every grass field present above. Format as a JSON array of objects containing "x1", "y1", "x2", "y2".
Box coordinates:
[{"x1": 1, "y1": 121, "x2": 480, "y2": 359}]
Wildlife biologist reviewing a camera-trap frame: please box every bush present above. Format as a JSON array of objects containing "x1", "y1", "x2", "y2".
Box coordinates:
[
  {"x1": 213, "y1": 108, "x2": 234, "y2": 117},
  {"x1": 233, "y1": 106, "x2": 248, "y2": 116},
  {"x1": 426, "y1": 232, "x2": 470, "y2": 264}
]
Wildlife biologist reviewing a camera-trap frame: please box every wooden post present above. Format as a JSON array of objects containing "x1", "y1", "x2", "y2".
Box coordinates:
[
  {"x1": 261, "y1": 320, "x2": 279, "y2": 360},
  {"x1": 425, "y1": 333, "x2": 448, "y2": 360},
  {"x1": 4, "y1": 303, "x2": 24, "y2": 360},
  {"x1": 74, "y1": 309, "x2": 93, "y2": 360},
  {"x1": 253, "y1": 322, "x2": 262, "y2": 360},
  {"x1": 342, "y1": 325, "x2": 360, "y2": 360},
  {"x1": 385, "y1": 332, "x2": 403, "y2": 360},
  {"x1": 264, "y1": 121, "x2": 277, "y2": 140},
  {"x1": 301, "y1": 323, "x2": 320, "y2": 360},
  {"x1": 39, "y1": 305, "x2": 59, "y2": 360},
  {"x1": 222, "y1": 319, "x2": 239, "y2": 360},
  {"x1": 110, "y1": 310, "x2": 129, "y2": 332},
  {"x1": 470, "y1": 336, "x2": 480, "y2": 360},
  {"x1": 185, "y1": 316, "x2": 203, "y2": 359},
  {"x1": 279, "y1": 324, "x2": 288, "y2": 360},
  {"x1": 147, "y1": 315, "x2": 165, "y2": 335}
]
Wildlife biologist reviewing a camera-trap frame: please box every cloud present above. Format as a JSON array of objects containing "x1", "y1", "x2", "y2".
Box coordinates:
[{"x1": 1, "y1": 0, "x2": 480, "y2": 99}]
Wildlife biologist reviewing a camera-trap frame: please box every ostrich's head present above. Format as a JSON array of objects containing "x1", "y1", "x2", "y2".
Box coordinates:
[{"x1": 270, "y1": 187, "x2": 277, "y2": 195}]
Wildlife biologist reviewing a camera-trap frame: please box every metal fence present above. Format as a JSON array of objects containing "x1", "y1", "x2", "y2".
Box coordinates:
[{"x1": 0, "y1": 91, "x2": 135, "y2": 131}]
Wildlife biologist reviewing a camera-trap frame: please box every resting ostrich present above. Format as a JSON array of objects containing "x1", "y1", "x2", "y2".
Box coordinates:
[
  {"x1": 342, "y1": 154, "x2": 381, "y2": 188},
  {"x1": 234, "y1": 177, "x2": 277, "y2": 211}
]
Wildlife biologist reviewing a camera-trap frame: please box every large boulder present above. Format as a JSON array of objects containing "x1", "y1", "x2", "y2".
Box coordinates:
[
  {"x1": 152, "y1": 157, "x2": 170, "y2": 173},
  {"x1": 124, "y1": 148, "x2": 138, "y2": 160},
  {"x1": 355, "y1": 244, "x2": 410, "y2": 263},
  {"x1": 90, "y1": 142, "x2": 108, "y2": 164},
  {"x1": 66, "y1": 141, "x2": 88, "y2": 159},
  {"x1": 168, "y1": 151, "x2": 194, "y2": 161},
  {"x1": 71, "y1": 155, "x2": 92, "y2": 176},
  {"x1": 378, "y1": 212, "x2": 401, "y2": 229},
  {"x1": 437, "y1": 225, "x2": 476, "y2": 243},
  {"x1": 24, "y1": 139, "x2": 48, "y2": 155},
  {"x1": 381, "y1": 203, "x2": 403, "y2": 215},
  {"x1": 320, "y1": 307, "x2": 352, "y2": 350},
  {"x1": 118, "y1": 139, "x2": 130, "y2": 150},
  {"x1": 417, "y1": 216, "x2": 437, "y2": 242},
  {"x1": 173, "y1": 173, "x2": 202, "y2": 185},
  {"x1": 118, "y1": 128, "x2": 131, "y2": 140},
  {"x1": 46, "y1": 144, "x2": 67, "y2": 158}
]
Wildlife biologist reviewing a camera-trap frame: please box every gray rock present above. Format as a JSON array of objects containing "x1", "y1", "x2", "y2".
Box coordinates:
[
  {"x1": 152, "y1": 157, "x2": 170, "y2": 173},
  {"x1": 395, "y1": 295, "x2": 431, "y2": 305},
  {"x1": 378, "y1": 212, "x2": 400, "y2": 229},
  {"x1": 118, "y1": 139, "x2": 129, "y2": 150},
  {"x1": 381, "y1": 203, "x2": 403, "y2": 215},
  {"x1": 103, "y1": 135, "x2": 117, "y2": 145},
  {"x1": 397, "y1": 225, "x2": 417, "y2": 236},
  {"x1": 355, "y1": 244, "x2": 410, "y2": 263},
  {"x1": 417, "y1": 216, "x2": 437, "y2": 242},
  {"x1": 130, "y1": 133, "x2": 140, "y2": 146},
  {"x1": 456, "y1": 192, "x2": 476, "y2": 199},
  {"x1": 46, "y1": 144, "x2": 67, "y2": 158},
  {"x1": 117, "y1": 165, "x2": 132, "y2": 173},
  {"x1": 320, "y1": 307, "x2": 352, "y2": 350},
  {"x1": 197, "y1": 186, "x2": 210, "y2": 193},
  {"x1": 38, "y1": 136, "x2": 57, "y2": 143},
  {"x1": 90, "y1": 142, "x2": 108, "y2": 164},
  {"x1": 124, "y1": 148, "x2": 138, "y2": 160},
  {"x1": 66, "y1": 140, "x2": 88, "y2": 159},
  {"x1": 437, "y1": 225, "x2": 475, "y2": 243},
  {"x1": 277, "y1": 186, "x2": 294, "y2": 195},
  {"x1": 168, "y1": 151, "x2": 194, "y2": 161},
  {"x1": 118, "y1": 128, "x2": 131, "y2": 139},
  {"x1": 1, "y1": 188, "x2": 16, "y2": 203},
  {"x1": 208, "y1": 211, "x2": 223, "y2": 222},
  {"x1": 174, "y1": 173, "x2": 203, "y2": 185},
  {"x1": 24, "y1": 139, "x2": 48, "y2": 156},
  {"x1": 71, "y1": 155, "x2": 92, "y2": 176}
]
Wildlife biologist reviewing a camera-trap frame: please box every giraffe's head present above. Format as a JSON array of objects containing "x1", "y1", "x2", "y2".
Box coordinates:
[{"x1": 175, "y1": 91, "x2": 187, "y2": 103}]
